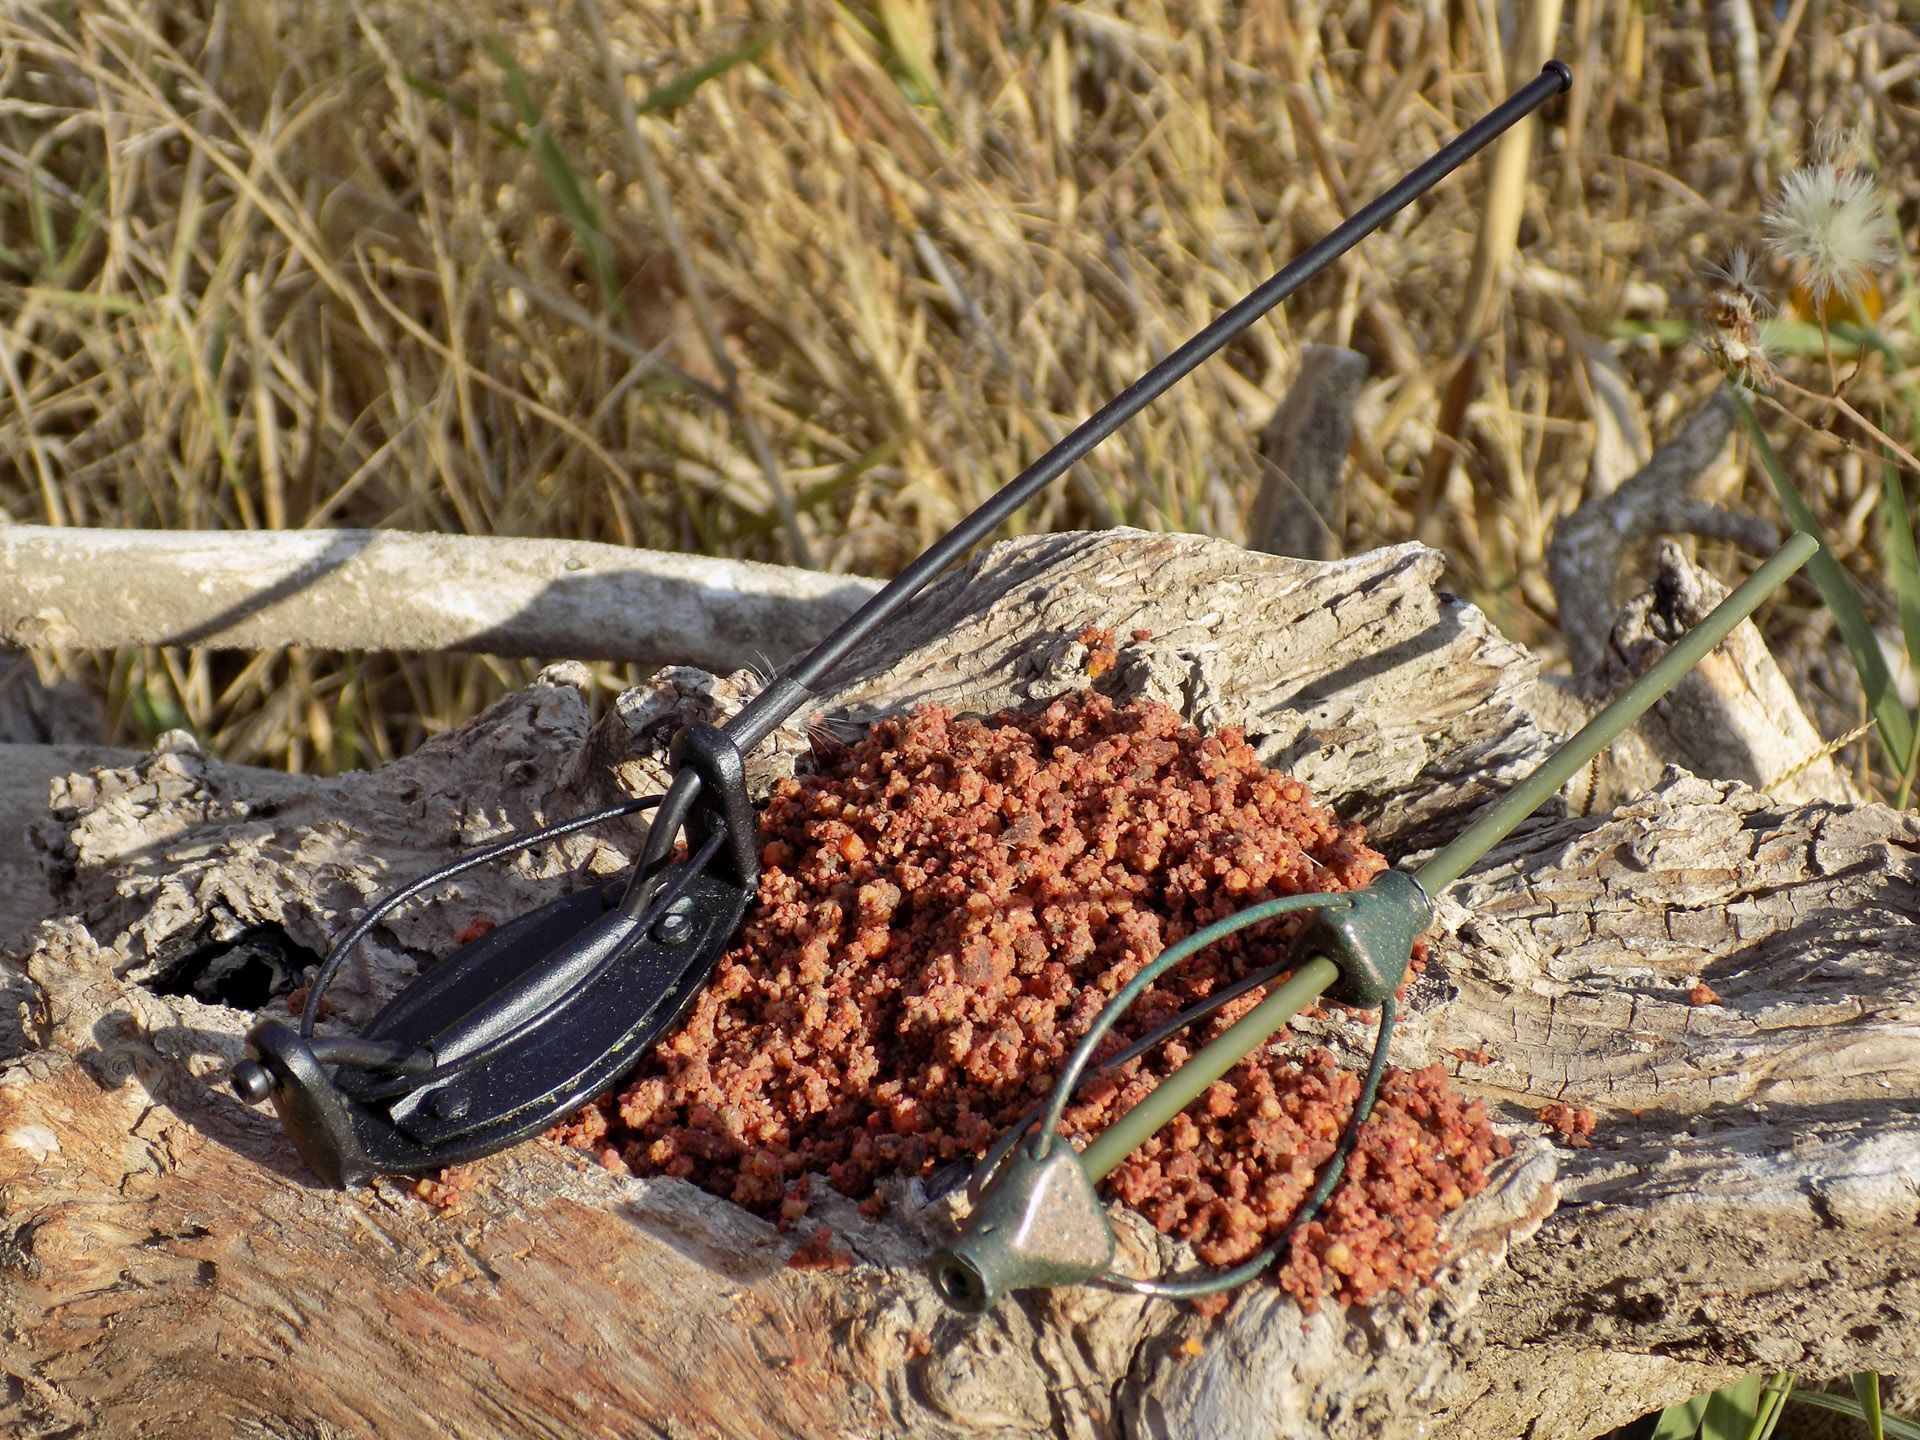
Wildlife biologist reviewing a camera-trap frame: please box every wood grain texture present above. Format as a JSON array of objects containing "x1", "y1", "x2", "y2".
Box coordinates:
[{"x1": 2, "y1": 532, "x2": 1913, "y2": 1439}]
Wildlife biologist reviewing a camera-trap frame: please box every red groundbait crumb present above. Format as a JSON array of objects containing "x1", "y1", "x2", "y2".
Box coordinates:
[
  {"x1": 413, "y1": 1163, "x2": 480, "y2": 1210},
  {"x1": 1688, "y1": 981, "x2": 1721, "y2": 1007},
  {"x1": 552, "y1": 691, "x2": 1507, "y2": 1310},
  {"x1": 786, "y1": 1225, "x2": 855, "y2": 1271},
  {"x1": 1536, "y1": 1102, "x2": 1598, "y2": 1147},
  {"x1": 1076, "y1": 625, "x2": 1119, "y2": 678},
  {"x1": 453, "y1": 917, "x2": 497, "y2": 946}
]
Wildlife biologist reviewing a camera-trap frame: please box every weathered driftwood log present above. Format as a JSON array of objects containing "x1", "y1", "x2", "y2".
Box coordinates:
[
  {"x1": 1541, "y1": 391, "x2": 1854, "y2": 809},
  {"x1": 3, "y1": 531, "x2": 1916, "y2": 1440},
  {"x1": 0, "y1": 525, "x2": 880, "y2": 671},
  {"x1": 0, "y1": 743, "x2": 138, "y2": 946},
  {"x1": 0, "y1": 659, "x2": 124, "y2": 938}
]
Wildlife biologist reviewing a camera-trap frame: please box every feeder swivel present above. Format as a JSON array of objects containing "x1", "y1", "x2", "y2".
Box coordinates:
[{"x1": 1312, "y1": 869, "x2": 1432, "y2": 1009}]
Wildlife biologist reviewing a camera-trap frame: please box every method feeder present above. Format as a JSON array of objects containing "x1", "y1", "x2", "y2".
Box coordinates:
[
  {"x1": 925, "y1": 529, "x2": 1818, "y2": 1314},
  {"x1": 231, "y1": 68, "x2": 1581, "y2": 1189}
]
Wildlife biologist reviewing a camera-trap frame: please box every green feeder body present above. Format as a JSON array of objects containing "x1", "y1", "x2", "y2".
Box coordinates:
[
  {"x1": 931, "y1": 531, "x2": 1819, "y2": 1314},
  {"x1": 929, "y1": 1140, "x2": 1115, "y2": 1316}
]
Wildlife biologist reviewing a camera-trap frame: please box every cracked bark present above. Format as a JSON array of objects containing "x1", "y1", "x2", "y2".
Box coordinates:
[{"x1": 2, "y1": 531, "x2": 1914, "y2": 1439}]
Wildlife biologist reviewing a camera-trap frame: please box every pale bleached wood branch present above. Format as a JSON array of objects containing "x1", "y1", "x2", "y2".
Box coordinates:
[
  {"x1": 1596, "y1": 539, "x2": 1859, "y2": 804},
  {"x1": 1537, "y1": 393, "x2": 1854, "y2": 806},
  {"x1": 1247, "y1": 345, "x2": 1367, "y2": 561},
  {"x1": 0, "y1": 525, "x2": 878, "y2": 672},
  {"x1": 1525, "y1": 543, "x2": 1858, "y2": 812},
  {"x1": 1546, "y1": 390, "x2": 1778, "y2": 676}
]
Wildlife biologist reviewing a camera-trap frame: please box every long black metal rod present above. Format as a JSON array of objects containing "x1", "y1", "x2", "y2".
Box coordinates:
[
  {"x1": 623, "y1": 60, "x2": 1571, "y2": 914},
  {"x1": 723, "y1": 60, "x2": 1570, "y2": 753}
]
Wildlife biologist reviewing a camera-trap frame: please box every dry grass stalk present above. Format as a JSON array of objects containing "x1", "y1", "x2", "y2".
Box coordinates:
[{"x1": 0, "y1": 1, "x2": 1914, "y2": 779}]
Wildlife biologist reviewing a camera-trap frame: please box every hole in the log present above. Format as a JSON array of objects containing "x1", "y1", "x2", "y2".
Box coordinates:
[
  {"x1": 1615, "y1": 1288, "x2": 1666, "y2": 1323},
  {"x1": 1403, "y1": 964, "x2": 1454, "y2": 1013},
  {"x1": 146, "y1": 925, "x2": 317, "y2": 1009}
]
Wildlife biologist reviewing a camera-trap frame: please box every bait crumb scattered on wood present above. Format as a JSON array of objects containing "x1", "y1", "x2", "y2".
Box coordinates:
[
  {"x1": 1075, "y1": 624, "x2": 1119, "y2": 677},
  {"x1": 1536, "y1": 1103, "x2": 1599, "y2": 1148},
  {"x1": 412, "y1": 1164, "x2": 481, "y2": 1211},
  {"x1": 787, "y1": 1226, "x2": 855, "y2": 1271}
]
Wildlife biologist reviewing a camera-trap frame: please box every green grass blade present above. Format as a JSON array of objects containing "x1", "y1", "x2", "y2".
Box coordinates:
[
  {"x1": 1761, "y1": 317, "x2": 1903, "y2": 364},
  {"x1": 1729, "y1": 385, "x2": 1914, "y2": 772},
  {"x1": 48, "y1": 170, "x2": 106, "y2": 287},
  {"x1": 1855, "y1": 1372, "x2": 1886, "y2": 1440},
  {"x1": 26, "y1": 165, "x2": 56, "y2": 270},
  {"x1": 1750, "y1": 1373, "x2": 1793, "y2": 1440},
  {"x1": 487, "y1": 39, "x2": 620, "y2": 313},
  {"x1": 731, "y1": 434, "x2": 906, "y2": 539},
  {"x1": 402, "y1": 71, "x2": 528, "y2": 148},
  {"x1": 635, "y1": 32, "x2": 773, "y2": 116},
  {"x1": 1792, "y1": 1388, "x2": 1920, "y2": 1439},
  {"x1": 1602, "y1": 318, "x2": 1912, "y2": 365},
  {"x1": 1650, "y1": 1391, "x2": 1712, "y2": 1440},
  {"x1": 1894, "y1": 199, "x2": 1920, "y2": 356},
  {"x1": 1882, "y1": 454, "x2": 1920, "y2": 698},
  {"x1": 875, "y1": 0, "x2": 947, "y2": 110},
  {"x1": 23, "y1": 286, "x2": 142, "y2": 316},
  {"x1": 401, "y1": 69, "x2": 477, "y2": 119},
  {"x1": 1701, "y1": 1374, "x2": 1766, "y2": 1440}
]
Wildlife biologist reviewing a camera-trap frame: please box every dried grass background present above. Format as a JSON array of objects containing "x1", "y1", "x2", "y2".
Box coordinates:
[{"x1": 1, "y1": 0, "x2": 1916, "y2": 776}]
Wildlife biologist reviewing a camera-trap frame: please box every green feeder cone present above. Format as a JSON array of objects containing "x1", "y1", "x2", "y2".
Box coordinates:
[
  {"x1": 1311, "y1": 869, "x2": 1433, "y2": 1009},
  {"x1": 928, "y1": 1139, "x2": 1115, "y2": 1314}
]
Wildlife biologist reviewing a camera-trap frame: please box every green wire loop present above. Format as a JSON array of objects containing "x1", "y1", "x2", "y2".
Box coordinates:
[
  {"x1": 1108, "y1": 995, "x2": 1397, "y2": 1300},
  {"x1": 1030, "y1": 891, "x2": 1352, "y2": 1158},
  {"x1": 957, "y1": 887, "x2": 1387, "y2": 1301}
]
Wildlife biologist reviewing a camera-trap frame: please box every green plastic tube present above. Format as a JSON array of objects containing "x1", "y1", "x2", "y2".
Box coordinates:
[
  {"x1": 1080, "y1": 958, "x2": 1339, "y2": 1183},
  {"x1": 1416, "y1": 529, "x2": 1817, "y2": 893}
]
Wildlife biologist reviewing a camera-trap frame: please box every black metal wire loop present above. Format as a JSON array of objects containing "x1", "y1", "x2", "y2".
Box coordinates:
[{"x1": 299, "y1": 794, "x2": 663, "y2": 1044}]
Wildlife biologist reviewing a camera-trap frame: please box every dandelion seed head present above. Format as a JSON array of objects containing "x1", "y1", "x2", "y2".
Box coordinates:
[
  {"x1": 1702, "y1": 247, "x2": 1773, "y2": 314},
  {"x1": 1763, "y1": 163, "x2": 1895, "y2": 304},
  {"x1": 1698, "y1": 285, "x2": 1776, "y2": 391}
]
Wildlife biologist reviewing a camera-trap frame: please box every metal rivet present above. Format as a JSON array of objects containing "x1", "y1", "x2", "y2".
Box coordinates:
[
  {"x1": 430, "y1": 1089, "x2": 470, "y2": 1121},
  {"x1": 232, "y1": 1060, "x2": 273, "y2": 1104},
  {"x1": 653, "y1": 899, "x2": 695, "y2": 946}
]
